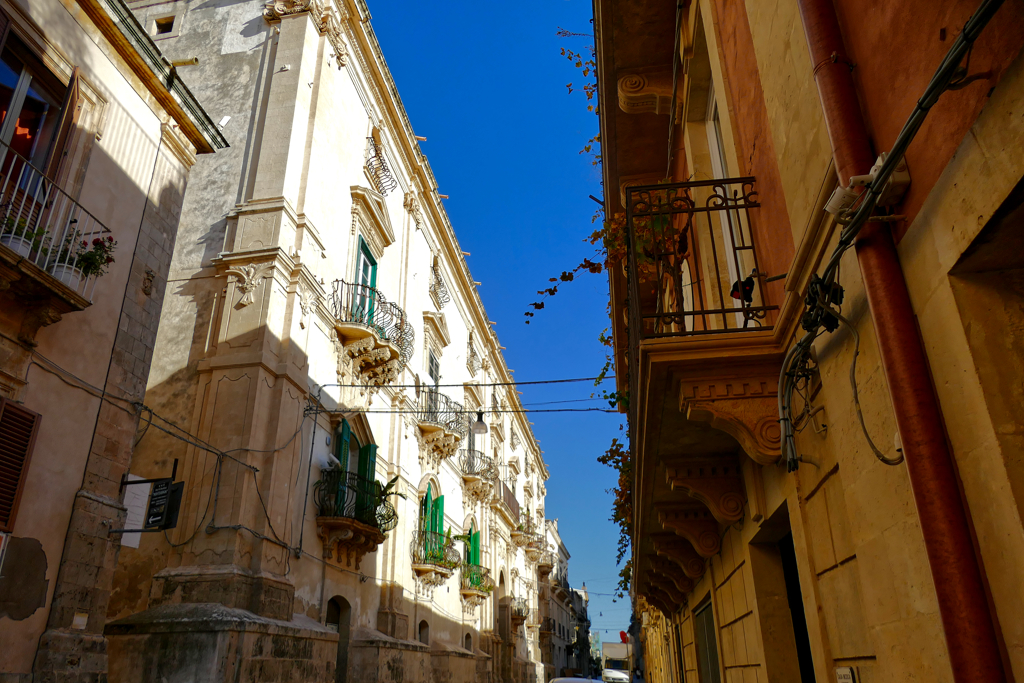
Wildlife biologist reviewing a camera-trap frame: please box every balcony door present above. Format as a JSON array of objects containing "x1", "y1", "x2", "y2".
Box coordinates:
[
  {"x1": 693, "y1": 599, "x2": 721, "y2": 683},
  {"x1": 352, "y1": 237, "x2": 377, "y2": 325}
]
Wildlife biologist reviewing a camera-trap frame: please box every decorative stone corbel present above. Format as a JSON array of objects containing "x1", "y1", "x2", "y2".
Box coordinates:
[
  {"x1": 664, "y1": 457, "x2": 746, "y2": 524},
  {"x1": 679, "y1": 371, "x2": 782, "y2": 466},
  {"x1": 647, "y1": 572, "x2": 685, "y2": 605},
  {"x1": 651, "y1": 534, "x2": 706, "y2": 579},
  {"x1": 648, "y1": 557, "x2": 694, "y2": 594},
  {"x1": 657, "y1": 503, "x2": 721, "y2": 557},
  {"x1": 404, "y1": 191, "x2": 424, "y2": 229},
  {"x1": 617, "y1": 69, "x2": 678, "y2": 117}
]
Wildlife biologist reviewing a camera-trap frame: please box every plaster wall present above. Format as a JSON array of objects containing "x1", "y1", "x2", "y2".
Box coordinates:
[{"x1": 0, "y1": 0, "x2": 203, "y2": 676}]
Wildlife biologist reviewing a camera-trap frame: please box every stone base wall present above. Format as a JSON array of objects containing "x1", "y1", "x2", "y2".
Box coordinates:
[{"x1": 105, "y1": 603, "x2": 336, "y2": 683}]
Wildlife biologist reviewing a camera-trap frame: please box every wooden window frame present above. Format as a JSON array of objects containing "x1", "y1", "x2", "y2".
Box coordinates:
[{"x1": 0, "y1": 397, "x2": 41, "y2": 533}]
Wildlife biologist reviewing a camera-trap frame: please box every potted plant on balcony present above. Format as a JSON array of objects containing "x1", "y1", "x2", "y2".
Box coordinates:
[
  {"x1": 0, "y1": 216, "x2": 48, "y2": 258},
  {"x1": 50, "y1": 233, "x2": 117, "y2": 290}
]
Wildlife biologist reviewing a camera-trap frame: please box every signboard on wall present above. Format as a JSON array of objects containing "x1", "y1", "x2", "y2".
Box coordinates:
[{"x1": 836, "y1": 667, "x2": 856, "y2": 683}]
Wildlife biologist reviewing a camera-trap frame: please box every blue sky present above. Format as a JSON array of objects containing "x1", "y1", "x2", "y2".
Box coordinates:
[{"x1": 371, "y1": 0, "x2": 634, "y2": 640}]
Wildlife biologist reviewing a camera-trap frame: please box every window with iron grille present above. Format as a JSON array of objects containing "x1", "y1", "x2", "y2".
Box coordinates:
[{"x1": 0, "y1": 398, "x2": 41, "y2": 532}]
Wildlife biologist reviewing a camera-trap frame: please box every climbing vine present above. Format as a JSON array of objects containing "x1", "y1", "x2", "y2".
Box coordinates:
[{"x1": 597, "y1": 435, "x2": 633, "y2": 599}]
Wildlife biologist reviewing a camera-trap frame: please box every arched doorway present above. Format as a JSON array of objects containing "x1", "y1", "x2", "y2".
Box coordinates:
[
  {"x1": 464, "y1": 633, "x2": 473, "y2": 652},
  {"x1": 325, "y1": 596, "x2": 352, "y2": 683},
  {"x1": 418, "y1": 619, "x2": 430, "y2": 645}
]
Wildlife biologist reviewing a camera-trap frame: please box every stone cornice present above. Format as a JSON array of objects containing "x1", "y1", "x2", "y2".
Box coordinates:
[{"x1": 77, "y1": 0, "x2": 228, "y2": 153}]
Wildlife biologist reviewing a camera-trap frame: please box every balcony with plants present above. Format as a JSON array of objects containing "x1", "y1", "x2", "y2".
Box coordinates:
[
  {"x1": 411, "y1": 487, "x2": 460, "y2": 588},
  {"x1": 313, "y1": 466, "x2": 399, "y2": 571},
  {"x1": 331, "y1": 279, "x2": 414, "y2": 389},
  {"x1": 0, "y1": 145, "x2": 119, "y2": 344}
]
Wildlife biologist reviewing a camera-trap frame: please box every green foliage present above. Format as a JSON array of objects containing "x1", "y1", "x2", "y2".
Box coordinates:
[{"x1": 597, "y1": 436, "x2": 633, "y2": 598}]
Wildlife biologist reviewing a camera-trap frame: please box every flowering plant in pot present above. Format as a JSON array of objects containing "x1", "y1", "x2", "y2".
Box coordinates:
[
  {"x1": 76, "y1": 236, "x2": 117, "y2": 277},
  {"x1": 50, "y1": 232, "x2": 117, "y2": 290},
  {"x1": 0, "y1": 216, "x2": 50, "y2": 258}
]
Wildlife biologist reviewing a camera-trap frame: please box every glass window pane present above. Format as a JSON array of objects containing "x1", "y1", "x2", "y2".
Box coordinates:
[{"x1": 3, "y1": 35, "x2": 66, "y2": 168}]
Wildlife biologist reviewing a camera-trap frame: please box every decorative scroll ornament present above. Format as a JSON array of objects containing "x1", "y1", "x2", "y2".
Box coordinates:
[
  {"x1": 404, "y1": 192, "x2": 424, "y2": 229},
  {"x1": 297, "y1": 283, "x2": 316, "y2": 328},
  {"x1": 226, "y1": 263, "x2": 272, "y2": 307},
  {"x1": 510, "y1": 426, "x2": 521, "y2": 451}
]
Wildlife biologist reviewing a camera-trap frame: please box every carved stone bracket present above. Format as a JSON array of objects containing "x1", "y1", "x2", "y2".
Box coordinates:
[
  {"x1": 464, "y1": 478, "x2": 494, "y2": 506},
  {"x1": 648, "y1": 557, "x2": 695, "y2": 594},
  {"x1": 617, "y1": 69, "x2": 678, "y2": 117},
  {"x1": 651, "y1": 534, "x2": 707, "y2": 579},
  {"x1": 317, "y1": 517, "x2": 385, "y2": 571},
  {"x1": 417, "y1": 428, "x2": 461, "y2": 471},
  {"x1": 679, "y1": 370, "x2": 782, "y2": 465},
  {"x1": 264, "y1": 0, "x2": 347, "y2": 67},
  {"x1": 657, "y1": 504, "x2": 721, "y2": 557},
  {"x1": 646, "y1": 572, "x2": 685, "y2": 605},
  {"x1": 664, "y1": 457, "x2": 746, "y2": 523}
]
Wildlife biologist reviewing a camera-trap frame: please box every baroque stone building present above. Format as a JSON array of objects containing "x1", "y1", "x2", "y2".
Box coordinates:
[
  {"x1": 0, "y1": 0, "x2": 225, "y2": 679},
  {"x1": 102, "y1": 0, "x2": 549, "y2": 681},
  {"x1": 594, "y1": 0, "x2": 1024, "y2": 682}
]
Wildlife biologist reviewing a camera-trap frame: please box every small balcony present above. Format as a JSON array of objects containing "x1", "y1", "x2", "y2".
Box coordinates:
[
  {"x1": 537, "y1": 551, "x2": 555, "y2": 576},
  {"x1": 313, "y1": 469, "x2": 397, "y2": 570},
  {"x1": 460, "y1": 563, "x2": 494, "y2": 609},
  {"x1": 492, "y1": 479, "x2": 521, "y2": 528},
  {"x1": 0, "y1": 145, "x2": 112, "y2": 344},
  {"x1": 411, "y1": 529, "x2": 461, "y2": 587},
  {"x1": 539, "y1": 616, "x2": 555, "y2": 634},
  {"x1": 460, "y1": 449, "x2": 497, "y2": 504},
  {"x1": 331, "y1": 279, "x2": 413, "y2": 389},
  {"x1": 510, "y1": 597, "x2": 530, "y2": 627}
]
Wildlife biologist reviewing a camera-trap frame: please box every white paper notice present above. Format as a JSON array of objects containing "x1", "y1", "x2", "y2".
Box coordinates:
[{"x1": 121, "y1": 475, "x2": 151, "y2": 548}]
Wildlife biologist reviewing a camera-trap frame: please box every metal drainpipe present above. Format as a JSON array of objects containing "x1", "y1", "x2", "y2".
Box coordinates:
[{"x1": 795, "y1": 1, "x2": 1005, "y2": 681}]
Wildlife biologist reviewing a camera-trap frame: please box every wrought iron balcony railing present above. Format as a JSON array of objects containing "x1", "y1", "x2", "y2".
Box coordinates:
[
  {"x1": 312, "y1": 469, "x2": 398, "y2": 532},
  {"x1": 331, "y1": 279, "x2": 415, "y2": 366},
  {"x1": 365, "y1": 137, "x2": 397, "y2": 196},
  {"x1": 624, "y1": 177, "x2": 777, "y2": 340},
  {"x1": 411, "y1": 529, "x2": 462, "y2": 570},
  {"x1": 0, "y1": 142, "x2": 112, "y2": 301},
  {"x1": 540, "y1": 616, "x2": 555, "y2": 633},
  {"x1": 499, "y1": 480, "x2": 520, "y2": 522},
  {"x1": 460, "y1": 563, "x2": 492, "y2": 594},
  {"x1": 511, "y1": 597, "x2": 530, "y2": 621},
  {"x1": 459, "y1": 449, "x2": 497, "y2": 479},
  {"x1": 429, "y1": 262, "x2": 450, "y2": 308},
  {"x1": 416, "y1": 388, "x2": 467, "y2": 436}
]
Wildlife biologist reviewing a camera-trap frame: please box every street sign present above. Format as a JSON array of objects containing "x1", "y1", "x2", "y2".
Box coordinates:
[
  {"x1": 144, "y1": 479, "x2": 183, "y2": 530},
  {"x1": 110, "y1": 459, "x2": 183, "y2": 535}
]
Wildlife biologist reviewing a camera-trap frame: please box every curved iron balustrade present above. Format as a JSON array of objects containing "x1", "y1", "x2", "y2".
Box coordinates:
[
  {"x1": 331, "y1": 279, "x2": 415, "y2": 366},
  {"x1": 511, "y1": 597, "x2": 530, "y2": 620},
  {"x1": 540, "y1": 616, "x2": 555, "y2": 633},
  {"x1": 537, "y1": 551, "x2": 555, "y2": 568},
  {"x1": 313, "y1": 469, "x2": 398, "y2": 532},
  {"x1": 416, "y1": 388, "x2": 468, "y2": 436},
  {"x1": 429, "y1": 263, "x2": 450, "y2": 308},
  {"x1": 458, "y1": 449, "x2": 497, "y2": 479},
  {"x1": 460, "y1": 563, "x2": 492, "y2": 593},
  {"x1": 411, "y1": 529, "x2": 462, "y2": 570}
]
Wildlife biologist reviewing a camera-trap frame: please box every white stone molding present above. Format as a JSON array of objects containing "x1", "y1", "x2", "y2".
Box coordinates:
[
  {"x1": 350, "y1": 185, "x2": 394, "y2": 260},
  {"x1": 422, "y1": 311, "x2": 450, "y2": 351}
]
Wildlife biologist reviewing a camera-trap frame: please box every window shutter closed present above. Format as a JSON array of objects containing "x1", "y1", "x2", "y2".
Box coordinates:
[{"x1": 0, "y1": 399, "x2": 41, "y2": 532}]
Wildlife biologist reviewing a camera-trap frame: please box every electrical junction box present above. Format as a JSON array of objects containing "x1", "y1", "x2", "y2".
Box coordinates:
[
  {"x1": 871, "y1": 153, "x2": 911, "y2": 206},
  {"x1": 835, "y1": 666, "x2": 857, "y2": 683}
]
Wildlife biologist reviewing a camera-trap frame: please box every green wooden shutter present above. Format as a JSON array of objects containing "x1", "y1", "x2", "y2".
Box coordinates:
[
  {"x1": 436, "y1": 495, "x2": 444, "y2": 536},
  {"x1": 356, "y1": 443, "x2": 378, "y2": 523},
  {"x1": 472, "y1": 530, "x2": 480, "y2": 566},
  {"x1": 337, "y1": 420, "x2": 351, "y2": 472}
]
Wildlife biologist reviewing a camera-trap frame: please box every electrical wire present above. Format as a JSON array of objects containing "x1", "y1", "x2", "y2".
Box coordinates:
[{"x1": 779, "y1": 0, "x2": 1004, "y2": 470}]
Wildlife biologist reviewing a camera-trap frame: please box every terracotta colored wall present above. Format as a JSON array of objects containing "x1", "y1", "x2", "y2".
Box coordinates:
[
  {"x1": 833, "y1": 0, "x2": 1024, "y2": 241},
  {"x1": 711, "y1": 0, "x2": 795, "y2": 306}
]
